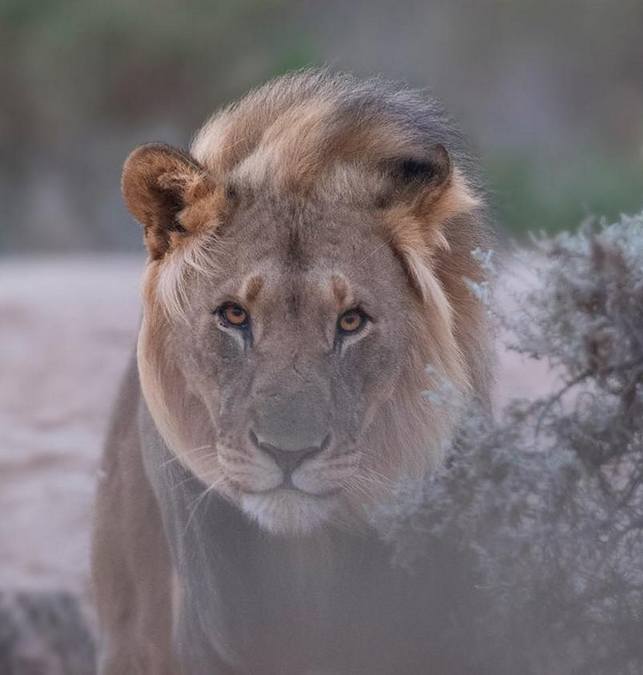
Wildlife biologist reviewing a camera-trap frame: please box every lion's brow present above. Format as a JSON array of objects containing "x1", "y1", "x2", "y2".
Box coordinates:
[
  {"x1": 242, "y1": 275, "x2": 264, "y2": 303},
  {"x1": 331, "y1": 274, "x2": 351, "y2": 308}
]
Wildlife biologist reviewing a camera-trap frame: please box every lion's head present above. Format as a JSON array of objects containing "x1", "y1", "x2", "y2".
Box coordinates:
[{"x1": 122, "y1": 72, "x2": 491, "y2": 535}]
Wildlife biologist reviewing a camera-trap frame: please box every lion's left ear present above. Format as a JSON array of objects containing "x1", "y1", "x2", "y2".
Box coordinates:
[
  {"x1": 383, "y1": 144, "x2": 451, "y2": 206},
  {"x1": 122, "y1": 143, "x2": 216, "y2": 260},
  {"x1": 382, "y1": 144, "x2": 479, "y2": 229},
  {"x1": 382, "y1": 144, "x2": 482, "y2": 303}
]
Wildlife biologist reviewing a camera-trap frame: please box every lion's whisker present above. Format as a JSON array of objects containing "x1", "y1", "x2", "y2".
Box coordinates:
[
  {"x1": 160, "y1": 444, "x2": 214, "y2": 469},
  {"x1": 183, "y1": 474, "x2": 228, "y2": 535}
]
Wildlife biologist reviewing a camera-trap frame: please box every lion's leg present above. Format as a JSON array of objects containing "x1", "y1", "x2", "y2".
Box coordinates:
[{"x1": 92, "y1": 362, "x2": 178, "y2": 675}]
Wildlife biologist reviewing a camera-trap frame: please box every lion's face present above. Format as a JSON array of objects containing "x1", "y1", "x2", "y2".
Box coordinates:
[
  {"x1": 123, "y1": 74, "x2": 490, "y2": 535},
  {"x1": 163, "y1": 196, "x2": 418, "y2": 533}
]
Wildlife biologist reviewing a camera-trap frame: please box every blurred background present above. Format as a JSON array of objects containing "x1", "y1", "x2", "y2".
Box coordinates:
[
  {"x1": 1, "y1": 0, "x2": 642, "y2": 253},
  {"x1": 1, "y1": 3, "x2": 642, "y2": 671}
]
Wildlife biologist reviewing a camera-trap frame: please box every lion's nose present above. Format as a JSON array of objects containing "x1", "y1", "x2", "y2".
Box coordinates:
[{"x1": 250, "y1": 430, "x2": 330, "y2": 475}]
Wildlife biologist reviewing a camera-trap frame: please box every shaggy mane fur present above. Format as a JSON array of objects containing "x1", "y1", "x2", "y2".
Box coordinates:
[{"x1": 191, "y1": 71, "x2": 477, "y2": 198}]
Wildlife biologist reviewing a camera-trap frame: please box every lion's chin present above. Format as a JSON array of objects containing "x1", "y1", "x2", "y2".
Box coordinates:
[{"x1": 240, "y1": 489, "x2": 338, "y2": 535}]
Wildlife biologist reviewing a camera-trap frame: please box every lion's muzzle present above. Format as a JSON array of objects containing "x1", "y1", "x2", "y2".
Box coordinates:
[{"x1": 249, "y1": 429, "x2": 331, "y2": 478}]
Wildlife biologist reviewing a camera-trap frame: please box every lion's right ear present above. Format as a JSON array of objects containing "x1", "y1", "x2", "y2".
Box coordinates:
[{"x1": 122, "y1": 143, "x2": 214, "y2": 260}]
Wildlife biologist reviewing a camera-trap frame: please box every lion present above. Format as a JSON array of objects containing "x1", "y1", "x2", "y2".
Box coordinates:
[{"x1": 92, "y1": 70, "x2": 492, "y2": 674}]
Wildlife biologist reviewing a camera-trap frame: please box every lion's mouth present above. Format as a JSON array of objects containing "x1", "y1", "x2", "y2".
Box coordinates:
[{"x1": 238, "y1": 481, "x2": 343, "y2": 500}]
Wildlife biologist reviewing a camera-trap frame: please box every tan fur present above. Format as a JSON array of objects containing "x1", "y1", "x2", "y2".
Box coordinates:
[
  {"x1": 242, "y1": 275, "x2": 264, "y2": 304},
  {"x1": 93, "y1": 71, "x2": 493, "y2": 673},
  {"x1": 125, "y1": 72, "x2": 489, "y2": 510},
  {"x1": 92, "y1": 357, "x2": 178, "y2": 675},
  {"x1": 331, "y1": 274, "x2": 350, "y2": 309}
]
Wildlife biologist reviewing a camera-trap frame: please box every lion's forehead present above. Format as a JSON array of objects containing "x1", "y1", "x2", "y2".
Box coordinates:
[
  {"x1": 197, "y1": 237, "x2": 403, "y2": 313},
  {"x1": 190, "y1": 199, "x2": 399, "y2": 294}
]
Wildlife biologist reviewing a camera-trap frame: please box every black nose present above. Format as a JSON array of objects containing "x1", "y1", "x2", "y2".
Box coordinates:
[{"x1": 250, "y1": 431, "x2": 330, "y2": 474}]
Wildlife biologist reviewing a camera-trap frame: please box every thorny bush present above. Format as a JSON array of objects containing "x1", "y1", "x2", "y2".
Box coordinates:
[{"x1": 377, "y1": 213, "x2": 643, "y2": 675}]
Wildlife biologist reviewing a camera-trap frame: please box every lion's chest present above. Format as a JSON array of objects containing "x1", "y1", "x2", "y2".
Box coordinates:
[
  {"x1": 143, "y1": 418, "x2": 426, "y2": 675},
  {"x1": 172, "y1": 491, "x2": 389, "y2": 673}
]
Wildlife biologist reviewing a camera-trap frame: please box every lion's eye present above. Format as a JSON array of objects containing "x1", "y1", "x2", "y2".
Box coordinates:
[
  {"x1": 219, "y1": 302, "x2": 250, "y2": 328},
  {"x1": 337, "y1": 309, "x2": 366, "y2": 335}
]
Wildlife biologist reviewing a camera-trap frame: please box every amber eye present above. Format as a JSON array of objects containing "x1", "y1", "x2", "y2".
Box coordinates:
[
  {"x1": 219, "y1": 302, "x2": 249, "y2": 328},
  {"x1": 337, "y1": 309, "x2": 366, "y2": 335}
]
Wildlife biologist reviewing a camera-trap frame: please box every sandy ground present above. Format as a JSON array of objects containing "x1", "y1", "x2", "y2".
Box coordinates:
[
  {"x1": 0, "y1": 256, "x2": 553, "y2": 597},
  {"x1": 0, "y1": 257, "x2": 141, "y2": 595}
]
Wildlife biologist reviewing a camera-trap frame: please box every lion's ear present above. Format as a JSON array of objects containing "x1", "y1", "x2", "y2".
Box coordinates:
[
  {"x1": 382, "y1": 144, "x2": 481, "y2": 303},
  {"x1": 122, "y1": 143, "x2": 214, "y2": 259},
  {"x1": 383, "y1": 144, "x2": 452, "y2": 208},
  {"x1": 383, "y1": 143, "x2": 481, "y2": 242}
]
